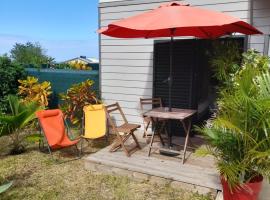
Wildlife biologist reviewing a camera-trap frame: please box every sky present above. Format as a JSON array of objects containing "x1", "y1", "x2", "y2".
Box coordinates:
[{"x1": 0, "y1": 0, "x2": 99, "y2": 62}]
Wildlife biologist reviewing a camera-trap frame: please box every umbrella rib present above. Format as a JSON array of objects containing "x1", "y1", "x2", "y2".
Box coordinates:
[
  {"x1": 230, "y1": 22, "x2": 261, "y2": 34},
  {"x1": 198, "y1": 27, "x2": 212, "y2": 38},
  {"x1": 145, "y1": 30, "x2": 154, "y2": 39}
]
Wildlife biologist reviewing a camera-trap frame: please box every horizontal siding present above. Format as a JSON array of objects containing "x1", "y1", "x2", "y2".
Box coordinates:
[
  {"x1": 102, "y1": 93, "x2": 152, "y2": 102},
  {"x1": 101, "y1": 52, "x2": 153, "y2": 60},
  {"x1": 101, "y1": 38, "x2": 154, "y2": 45},
  {"x1": 99, "y1": 0, "x2": 267, "y2": 126},
  {"x1": 101, "y1": 66, "x2": 153, "y2": 74},
  {"x1": 102, "y1": 73, "x2": 153, "y2": 81},
  {"x1": 102, "y1": 79, "x2": 152, "y2": 89},
  {"x1": 101, "y1": 45, "x2": 153, "y2": 53},
  {"x1": 249, "y1": 0, "x2": 270, "y2": 54},
  {"x1": 102, "y1": 86, "x2": 152, "y2": 96},
  {"x1": 100, "y1": 1, "x2": 249, "y2": 27},
  {"x1": 100, "y1": 1, "x2": 248, "y2": 13},
  {"x1": 101, "y1": 59, "x2": 153, "y2": 67}
]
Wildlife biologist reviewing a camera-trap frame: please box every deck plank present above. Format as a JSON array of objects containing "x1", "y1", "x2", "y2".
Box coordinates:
[{"x1": 85, "y1": 135, "x2": 222, "y2": 190}]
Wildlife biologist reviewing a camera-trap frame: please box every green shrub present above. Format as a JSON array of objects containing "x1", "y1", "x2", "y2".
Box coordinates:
[
  {"x1": 0, "y1": 95, "x2": 41, "y2": 154},
  {"x1": 0, "y1": 56, "x2": 26, "y2": 113},
  {"x1": 60, "y1": 80, "x2": 99, "y2": 126}
]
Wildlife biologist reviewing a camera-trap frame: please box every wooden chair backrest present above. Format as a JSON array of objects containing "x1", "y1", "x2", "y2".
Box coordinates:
[
  {"x1": 140, "y1": 98, "x2": 163, "y2": 114},
  {"x1": 105, "y1": 103, "x2": 128, "y2": 131}
]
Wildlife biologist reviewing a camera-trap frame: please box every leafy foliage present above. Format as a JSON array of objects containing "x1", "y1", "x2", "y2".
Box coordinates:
[
  {"x1": 10, "y1": 42, "x2": 54, "y2": 68},
  {"x1": 0, "y1": 182, "x2": 13, "y2": 194},
  {"x1": 18, "y1": 76, "x2": 52, "y2": 107},
  {"x1": 208, "y1": 40, "x2": 242, "y2": 88},
  {"x1": 69, "y1": 60, "x2": 92, "y2": 70},
  {"x1": 0, "y1": 95, "x2": 41, "y2": 154},
  {"x1": 0, "y1": 56, "x2": 26, "y2": 113},
  {"x1": 196, "y1": 50, "x2": 270, "y2": 190},
  {"x1": 60, "y1": 80, "x2": 99, "y2": 125},
  {"x1": 51, "y1": 63, "x2": 73, "y2": 69}
]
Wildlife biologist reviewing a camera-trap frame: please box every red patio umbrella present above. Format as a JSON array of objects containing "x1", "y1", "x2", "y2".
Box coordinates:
[{"x1": 99, "y1": 2, "x2": 262, "y2": 111}]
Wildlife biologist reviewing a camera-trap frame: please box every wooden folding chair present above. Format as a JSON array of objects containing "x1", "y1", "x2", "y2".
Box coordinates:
[
  {"x1": 139, "y1": 98, "x2": 167, "y2": 144},
  {"x1": 105, "y1": 103, "x2": 141, "y2": 157}
]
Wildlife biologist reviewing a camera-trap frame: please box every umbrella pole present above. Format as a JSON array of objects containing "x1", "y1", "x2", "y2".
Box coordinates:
[
  {"x1": 168, "y1": 29, "x2": 174, "y2": 148},
  {"x1": 168, "y1": 35, "x2": 174, "y2": 112}
]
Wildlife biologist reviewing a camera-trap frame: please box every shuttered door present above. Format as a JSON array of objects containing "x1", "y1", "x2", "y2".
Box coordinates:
[
  {"x1": 153, "y1": 37, "x2": 244, "y2": 136},
  {"x1": 153, "y1": 39, "x2": 198, "y2": 109},
  {"x1": 153, "y1": 39, "x2": 198, "y2": 136}
]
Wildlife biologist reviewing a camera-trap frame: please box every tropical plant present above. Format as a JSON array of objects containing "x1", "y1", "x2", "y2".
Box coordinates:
[
  {"x1": 196, "y1": 50, "x2": 270, "y2": 191},
  {"x1": 0, "y1": 182, "x2": 13, "y2": 194},
  {"x1": 60, "y1": 80, "x2": 99, "y2": 125},
  {"x1": 0, "y1": 95, "x2": 40, "y2": 154},
  {"x1": 18, "y1": 76, "x2": 52, "y2": 107},
  {"x1": 0, "y1": 56, "x2": 26, "y2": 113},
  {"x1": 208, "y1": 40, "x2": 242, "y2": 88}
]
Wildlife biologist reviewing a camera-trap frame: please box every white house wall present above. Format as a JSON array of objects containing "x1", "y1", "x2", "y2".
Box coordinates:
[
  {"x1": 249, "y1": 0, "x2": 270, "y2": 54},
  {"x1": 99, "y1": 0, "x2": 269, "y2": 125}
]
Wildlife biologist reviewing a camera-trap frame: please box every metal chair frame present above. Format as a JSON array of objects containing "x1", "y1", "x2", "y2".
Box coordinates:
[{"x1": 37, "y1": 116, "x2": 81, "y2": 160}]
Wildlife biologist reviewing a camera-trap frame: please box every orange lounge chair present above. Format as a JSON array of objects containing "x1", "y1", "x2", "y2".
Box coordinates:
[{"x1": 36, "y1": 109, "x2": 80, "y2": 156}]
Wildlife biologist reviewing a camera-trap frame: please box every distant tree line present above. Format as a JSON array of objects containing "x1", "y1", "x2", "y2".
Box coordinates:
[{"x1": 4, "y1": 41, "x2": 93, "y2": 70}]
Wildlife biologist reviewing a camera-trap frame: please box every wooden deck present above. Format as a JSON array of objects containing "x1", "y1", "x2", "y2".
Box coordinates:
[{"x1": 84, "y1": 132, "x2": 222, "y2": 192}]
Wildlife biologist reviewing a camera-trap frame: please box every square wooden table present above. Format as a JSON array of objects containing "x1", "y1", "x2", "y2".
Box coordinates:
[{"x1": 143, "y1": 107, "x2": 197, "y2": 164}]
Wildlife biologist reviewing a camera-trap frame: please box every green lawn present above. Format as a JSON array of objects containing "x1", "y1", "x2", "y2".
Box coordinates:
[{"x1": 0, "y1": 136, "x2": 213, "y2": 200}]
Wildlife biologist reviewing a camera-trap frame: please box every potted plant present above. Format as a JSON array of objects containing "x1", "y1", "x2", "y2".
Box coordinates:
[{"x1": 196, "y1": 50, "x2": 270, "y2": 200}]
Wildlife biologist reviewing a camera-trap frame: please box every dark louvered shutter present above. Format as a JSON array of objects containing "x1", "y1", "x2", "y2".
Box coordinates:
[
  {"x1": 153, "y1": 39, "x2": 198, "y2": 109},
  {"x1": 153, "y1": 39, "x2": 198, "y2": 136},
  {"x1": 153, "y1": 37, "x2": 245, "y2": 136}
]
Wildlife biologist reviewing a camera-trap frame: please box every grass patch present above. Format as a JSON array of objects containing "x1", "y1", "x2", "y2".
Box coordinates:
[{"x1": 0, "y1": 136, "x2": 214, "y2": 200}]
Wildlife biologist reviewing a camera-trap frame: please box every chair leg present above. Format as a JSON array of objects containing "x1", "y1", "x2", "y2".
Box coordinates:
[
  {"x1": 148, "y1": 128, "x2": 156, "y2": 157},
  {"x1": 131, "y1": 131, "x2": 141, "y2": 149},
  {"x1": 80, "y1": 138, "x2": 84, "y2": 156},
  {"x1": 181, "y1": 119, "x2": 192, "y2": 164},
  {"x1": 157, "y1": 121, "x2": 166, "y2": 146},
  {"x1": 75, "y1": 143, "x2": 81, "y2": 158},
  {"x1": 110, "y1": 140, "x2": 122, "y2": 152},
  {"x1": 47, "y1": 145, "x2": 53, "y2": 156},
  {"x1": 120, "y1": 139, "x2": 131, "y2": 157},
  {"x1": 143, "y1": 121, "x2": 150, "y2": 138},
  {"x1": 110, "y1": 134, "x2": 130, "y2": 152}
]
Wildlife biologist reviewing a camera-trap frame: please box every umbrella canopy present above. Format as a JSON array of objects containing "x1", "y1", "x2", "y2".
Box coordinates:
[
  {"x1": 99, "y1": 2, "x2": 262, "y2": 38},
  {"x1": 99, "y1": 2, "x2": 262, "y2": 113}
]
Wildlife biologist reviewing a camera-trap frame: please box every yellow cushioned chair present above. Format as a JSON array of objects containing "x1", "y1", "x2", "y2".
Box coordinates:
[{"x1": 81, "y1": 104, "x2": 107, "y2": 153}]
